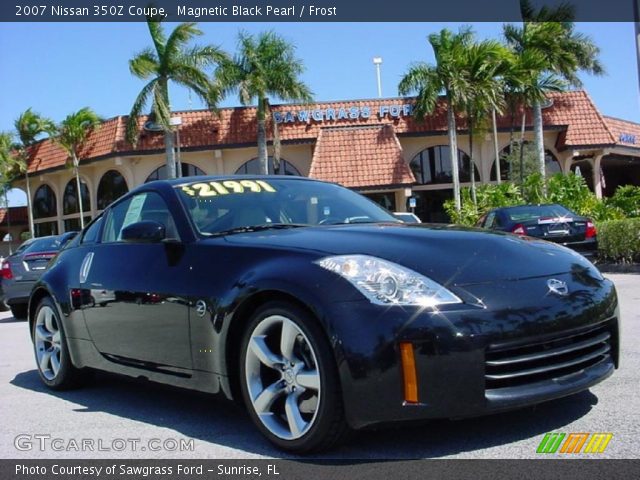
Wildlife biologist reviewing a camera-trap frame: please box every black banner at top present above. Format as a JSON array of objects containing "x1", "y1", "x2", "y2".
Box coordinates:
[{"x1": 2, "y1": 0, "x2": 639, "y2": 22}]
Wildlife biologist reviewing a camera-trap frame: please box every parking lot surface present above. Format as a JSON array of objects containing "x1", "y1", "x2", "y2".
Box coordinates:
[{"x1": 1, "y1": 274, "x2": 638, "y2": 459}]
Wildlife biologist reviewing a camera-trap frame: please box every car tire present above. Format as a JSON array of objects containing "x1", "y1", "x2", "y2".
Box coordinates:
[
  {"x1": 10, "y1": 304, "x2": 28, "y2": 320},
  {"x1": 0, "y1": 300, "x2": 9, "y2": 312},
  {"x1": 32, "y1": 296, "x2": 89, "y2": 390},
  {"x1": 239, "y1": 301, "x2": 350, "y2": 453}
]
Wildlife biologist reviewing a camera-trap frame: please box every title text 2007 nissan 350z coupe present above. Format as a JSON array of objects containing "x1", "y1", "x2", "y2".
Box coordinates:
[{"x1": 28, "y1": 176, "x2": 619, "y2": 452}]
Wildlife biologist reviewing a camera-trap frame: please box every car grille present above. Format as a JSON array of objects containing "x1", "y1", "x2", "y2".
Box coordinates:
[{"x1": 485, "y1": 321, "x2": 614, "y2": 390}]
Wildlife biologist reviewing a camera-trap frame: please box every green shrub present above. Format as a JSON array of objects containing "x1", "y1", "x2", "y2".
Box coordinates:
[
  {"x1": 444, "y1": 182, "x2": 524, "y2": 226},
  {"x1": 606, "y1": 185, "x2": 640, "y2": 218},
  {"x1": 597, "y1": 218, "x2": 640, "y2": 264}
]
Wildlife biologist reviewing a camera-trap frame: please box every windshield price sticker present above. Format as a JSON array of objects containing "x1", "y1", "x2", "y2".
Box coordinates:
[{"x1": 181, "y1": 180, "x2": 276, "y2": 197}]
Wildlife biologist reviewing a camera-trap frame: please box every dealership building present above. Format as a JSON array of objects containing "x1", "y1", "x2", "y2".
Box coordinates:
[{"x1": 9, "y1": 90, "x2": 640, "y2": 238}]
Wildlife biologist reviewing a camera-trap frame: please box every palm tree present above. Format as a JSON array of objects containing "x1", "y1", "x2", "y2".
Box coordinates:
[
  {"x1": 505, "y1": 1, "x2": 604, "y2": 185},
  {"x1": 127, "y1": 19, "x2": 227, "y2": 179},
  {"x1": 55, "y1": 108, "x2": 101, "y2": 230},
  {"x1": 460, "y1": 39, "x2": 509, "y2": 202},
  {"x1": 215, "y1": 31, "x2": 313, "y2": 175},
  {"x1": 501, "y1": 48, "x2": 565, "y2": 185},
  {"x1": 398, "y1": 27, "x2": 474, "y2": 211},
  {"x1": 13, "y1": 109, "x2": 57, "y2": 237}
]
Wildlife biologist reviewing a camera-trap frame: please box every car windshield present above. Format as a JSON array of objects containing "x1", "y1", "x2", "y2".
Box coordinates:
[
  {"x1": 506, "y1": 205, "x2": 574, "y2": 222},
  {"x1": 22, "y1": 237, "x2": 65, "y2": 254},
  {"x1": 175, "y1": 178, "x2": 400, "y2": 236}
]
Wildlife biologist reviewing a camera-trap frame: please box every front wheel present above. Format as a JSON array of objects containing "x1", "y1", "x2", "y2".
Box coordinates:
[
  {"x1": 239, "y1": 302, "x2": 349, "y2": 453},
  {"x1": 33, "y1": 297, "x2": 88, "y2": 390}
]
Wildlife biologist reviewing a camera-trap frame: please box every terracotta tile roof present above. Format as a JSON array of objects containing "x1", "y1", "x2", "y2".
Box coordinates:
[
  {"x1": 308, "y1": 125, "x2": 415, "y2": 188},
  {"x1": 542, "y1": 91, "x2": 615, "y2": 148},
  {"x1": 23, "y1": 90, "x2": 626, "y2": 174},
  {"x1": 0, "y1": 206, "x2": 28, "y2": 226},
  {"x1": 603, "y1": 116, "x2": 640, "y2": 149}
]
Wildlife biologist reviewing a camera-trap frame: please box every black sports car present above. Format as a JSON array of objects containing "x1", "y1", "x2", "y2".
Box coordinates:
[
  {"x1": 29, "y1": 176, "x2": 619, "y2": 452},
  {"x1": 477, "y1": 204, "x2": 598, "y2": 257}
]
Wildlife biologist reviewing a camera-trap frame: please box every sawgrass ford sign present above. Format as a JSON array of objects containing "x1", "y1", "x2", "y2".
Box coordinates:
[{"x1": 273, "y1": 103, "x2": 414, "y2": 123}]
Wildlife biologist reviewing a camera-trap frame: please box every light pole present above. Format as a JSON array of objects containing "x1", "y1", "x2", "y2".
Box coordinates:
[{"x1": 373, "y1": 57, "x2": 383, "y2": 98}]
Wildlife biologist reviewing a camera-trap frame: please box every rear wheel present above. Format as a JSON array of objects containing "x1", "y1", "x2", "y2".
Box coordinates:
[
  {"x1": 239, "y1": 302, "x2": 349, "y2": 453},
  {"x1": 10, "y1": 304, "x2": 27, "y2": 320},
  {"x1": 33, "y1": 297, "x2": 88, "y2": 390}
]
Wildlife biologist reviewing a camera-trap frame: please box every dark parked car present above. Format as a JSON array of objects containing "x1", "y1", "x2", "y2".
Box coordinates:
[
  {"x1": 477, "y1": 204, "x2": 598, "y2": 257},
  {"x1": 29, "y1": 177, "x2": 618, "y2": 452},
  {"x1": 1, "y1": 232, "x2": 77, "y2": 319}
]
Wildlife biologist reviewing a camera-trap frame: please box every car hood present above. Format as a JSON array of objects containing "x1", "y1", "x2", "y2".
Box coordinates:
[{"x1": 221, "y1": 223, "x2": 597, "y2": 286}]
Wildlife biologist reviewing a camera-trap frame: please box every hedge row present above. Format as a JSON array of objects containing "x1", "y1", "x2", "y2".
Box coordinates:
[{"x1": 597, "y1": 218, "x2": 640, "y2": 264}]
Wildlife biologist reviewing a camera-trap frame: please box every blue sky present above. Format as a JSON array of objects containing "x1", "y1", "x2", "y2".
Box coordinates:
[{"x1": 1, "y1": 22, "x2": 639, "y2": 205}]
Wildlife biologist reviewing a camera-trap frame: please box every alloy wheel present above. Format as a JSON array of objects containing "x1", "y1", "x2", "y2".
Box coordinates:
[
  {"x1": 244, "y1": 315, "x2": 321, "y2": 440},
  {"x1": 35, "y1": 305, "x2": 61, "y2": 381}
]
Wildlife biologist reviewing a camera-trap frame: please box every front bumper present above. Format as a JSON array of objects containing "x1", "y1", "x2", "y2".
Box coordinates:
[{"x1": 324, "y1": 274, "x2": 619, "y2": 430}]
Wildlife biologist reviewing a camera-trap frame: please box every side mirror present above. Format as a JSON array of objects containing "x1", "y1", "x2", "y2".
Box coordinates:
[{"x1": 121, "y1": 221, "x2": 166, "y2": 243}]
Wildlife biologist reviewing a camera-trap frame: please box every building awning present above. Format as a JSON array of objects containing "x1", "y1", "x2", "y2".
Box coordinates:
[{"x1": 308, "y1": 124, "x2": 415, "y2": 189}]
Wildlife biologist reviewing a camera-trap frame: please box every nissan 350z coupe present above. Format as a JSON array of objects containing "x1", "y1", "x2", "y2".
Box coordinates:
[{"x1": 29, "y1": 176, "x2": 619, "y2": 452}]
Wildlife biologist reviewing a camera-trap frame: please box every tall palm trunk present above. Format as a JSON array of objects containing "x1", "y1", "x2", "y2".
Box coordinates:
[
  {"x1": 161, "y1": 79, "x2": 176, "y2": 180},
  {"x1": 508, "y1": 102, "x2": 516, "y2": 181},
  {"x1": 519, "y1": 110, "x2": 526, "y2": 187},
  {"x1": 73, "y1": 153, "x2": 85, "y2": 229},
  {"x1": 24, "y1": 170, "x2": 34, "y2": 237},
  {"x1": 533, "y1": 100, "x2": 545, "y2": 190},
  {"x1": 447, "y1": 97, "x2": 461, "y2": 212},
  {"x1": 164, "y1": 131, "x2": 176, "y2": 179},
  {"x1": 492, "y1": 108, "x2": 501, "y2": 184},
  {"x1": 4, "y1": 188, "x2": 12, "y2": 253},
  {"x1": 257, "y1": 97, "x2": 269, "y2": 175},
  {"x1": 266, "y1": 99, "x2": 281, "y2": 173},
  {"x1": 468, "y1": 114, "x2": 477, "y2": 205}
]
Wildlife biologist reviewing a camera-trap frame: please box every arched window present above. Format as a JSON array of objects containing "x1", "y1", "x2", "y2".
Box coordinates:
[
  {"x1": 63, "y1": 179, "x2": 91, "y2": 215},
  {"x1": 98, "y1": 170, "x2": 129, "y2": 210},
  {"x1": 145, "y1": 163, "x2": 206, "y2": 183},
  {"x1": 491, "y1": 143, "x2": 562, "y2": 181},
  {"x1": 235, "y1": 157, "x2": 301, "y2": 176},
  {"x1": 410, "y1": 146, "x2": 478, "y2": 185},
  {"x1": 33, "y1": 184, "x2": 57, "y2": 219}
]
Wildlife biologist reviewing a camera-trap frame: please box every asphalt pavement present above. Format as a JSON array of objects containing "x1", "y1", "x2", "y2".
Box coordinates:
[{"x1": 1, "y1": 274, "x2": 638, "y2": 459}]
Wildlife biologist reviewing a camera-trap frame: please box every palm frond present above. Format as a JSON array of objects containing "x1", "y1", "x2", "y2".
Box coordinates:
[
  {"x1": 146, "y1": 19, "x2": 166, "y2": 58},
  {"x1": 55, "y1": 107, "x2": 101, "y2": 162},
  {"x1": 163, "y1": 22, "x2": 202, "y2": 70},
  {"x1": 129, "y1": 48, "x2": 159, "y2": 78},
  {"x1": 126, "y1": 78, "x2": 159, "y2": 145}
]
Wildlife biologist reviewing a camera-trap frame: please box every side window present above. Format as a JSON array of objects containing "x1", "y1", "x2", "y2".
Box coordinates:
[
  {"x1": 102, "y1": 192, "x2": 179, "y2": 243},
  {"x1": 81, "y1": 216, "x2": 103, "y2": 244},
  {"x1": 485, "y1": 212, "x2": 496, "y2": 229}
]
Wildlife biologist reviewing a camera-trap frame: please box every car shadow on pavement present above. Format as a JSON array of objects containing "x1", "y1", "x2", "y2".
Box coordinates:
[
  {"x1": 11, "y1": 369, "x2": 598, "y2": 459},
  {"x1": 0, "y1": 315, "x2": 25, "y2": 324}
]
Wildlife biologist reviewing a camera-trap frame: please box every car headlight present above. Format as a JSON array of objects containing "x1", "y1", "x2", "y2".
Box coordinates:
[{"x1": 316, "y1": 255, "x2": 462, "y2": 307}]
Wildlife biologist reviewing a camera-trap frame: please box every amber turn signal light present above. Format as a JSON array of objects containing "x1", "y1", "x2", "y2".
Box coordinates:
[{"x1": 399, "y1": 342, "x2": 419, "y2": 404}]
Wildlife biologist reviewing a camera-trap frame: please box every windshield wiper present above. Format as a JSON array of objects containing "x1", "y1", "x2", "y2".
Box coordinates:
[{"x1": 209, "y1": 223, "x2": 309, "y2": 237}]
